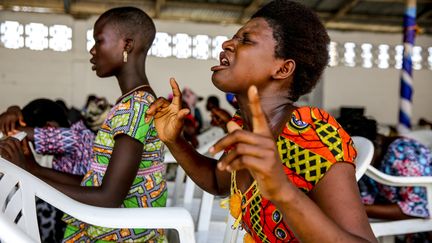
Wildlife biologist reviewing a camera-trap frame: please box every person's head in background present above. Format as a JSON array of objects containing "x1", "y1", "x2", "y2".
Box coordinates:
[
  {"x1": 206, "y1": 95, "x2": 220, "y2": 111},
  {"x1": 211, "y1": 0, "x2": 329, "y2": 103},
  {"x1": 55, "y1": 99, "x2": 84, "y2": 124},
  {"x1": 90, "y1": 6, "x2": 155, "y2": 79},
  {"x1": 22, "y1": 98, "x2": 70, "y2": 128}
]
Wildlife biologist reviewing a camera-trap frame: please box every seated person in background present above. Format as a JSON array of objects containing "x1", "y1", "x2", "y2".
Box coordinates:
[
  {"x1": 182, "y1": 86, "x2": 204, "y2": 133},
  {"x1": 339, "y1": 115, "x2": 432, "y2": 242},
  {"x1": 55, "y1": 99, "x2": 85, "y2": 125},
  {"x1": 182, "y1": 100, "x2": 199, "y2": 148},
  {"x1": 81, "y1": 95, "x2": 112, "y2": 133},
  {"x1": 0, "y1": 98, "x2": 94, "y2": 175},
  {"x1": 205, "y1": 95, "x2": 231, "y2": 132},
  {"x1": 419, "y1": 118, "x2": 432, "y2": 130},
  {"x1": 0, "y1": 98, "x2": 94, "y2": 242}
]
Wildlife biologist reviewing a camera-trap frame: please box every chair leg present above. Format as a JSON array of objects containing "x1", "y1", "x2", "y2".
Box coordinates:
[{"x1": 377, "y1": 235, "x2": 395, "y2": 243}]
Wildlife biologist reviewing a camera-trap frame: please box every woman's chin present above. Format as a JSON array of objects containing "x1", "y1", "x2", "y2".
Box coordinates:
[{"x1": 211, "y1": 74, "x2": 225, "y2": 91}]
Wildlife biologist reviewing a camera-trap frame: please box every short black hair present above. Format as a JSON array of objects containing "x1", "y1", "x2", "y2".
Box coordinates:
[
  {"x1": 96, "y1": 6, "x2": 156, "y2": 51},
  {"x1": 22, "y1": 98, "x2": 70, "y2": 128},
  {"x1": 207, "y1": 96, "x2": 220, "y2": 107},
  {"x1": 252, "y1": 0, "x2": 330, "y2": 101}
]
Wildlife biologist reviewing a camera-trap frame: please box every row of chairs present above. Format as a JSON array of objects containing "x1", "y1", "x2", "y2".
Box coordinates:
[
  {"x1": 359, "y1": 130, "x2": 432, "y2": 243},
  {"x1": 1, "y1": 129, "x2": 431, "y2": 242}
]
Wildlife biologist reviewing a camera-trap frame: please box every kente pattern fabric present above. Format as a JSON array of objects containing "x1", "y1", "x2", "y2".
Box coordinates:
[
  {"x1": 62, "y1": 90, "x2": 167, "y2": 243},
  {"x1": 359, "y1": 137, "x2": 432, "y2": 218},
  {"x1": 34, "y1": 120, "x2": 95, "y2": 176},
  {"x1": 231, "y1": 106, "x2": 356, "y2": 243}
]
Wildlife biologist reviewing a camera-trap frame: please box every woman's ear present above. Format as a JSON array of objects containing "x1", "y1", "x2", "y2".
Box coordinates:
[
  {"x1": 272, "y1": 59, "x2": 295, "y2": 80},
  {"x1": 124, "y1": 38, "x2": 134, "y2": 53}
]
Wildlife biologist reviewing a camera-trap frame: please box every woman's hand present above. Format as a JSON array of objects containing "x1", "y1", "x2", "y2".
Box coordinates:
[
  {"x1": 210, "y1": 107, "x2": 231, "y2": 130},
  {"x1": 0, "y1": 106, "x2": 26, "y2": 136},
  {"x1": 0, "y1": 137, "x2": 38, "y2": 171},
  {"x1": 146, "y1": 78, "x2": 190, "y2": 145},
  {"x1": 210, "y1": 85, "x2": 290, "y2": 201}
]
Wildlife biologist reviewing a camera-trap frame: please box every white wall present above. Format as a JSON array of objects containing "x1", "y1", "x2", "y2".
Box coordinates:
[
  {"x1": 323, "y1": 31, "x2": 432, "y2": 125},
  {"x1": 0, "y1": 10, "x2": 431, "y2": 126}
]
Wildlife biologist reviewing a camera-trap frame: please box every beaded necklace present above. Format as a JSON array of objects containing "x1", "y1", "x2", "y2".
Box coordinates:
[
  {"x1": 116, "y1": 84, "x2": 150, "y2": 104},
  {"x1": 229, "y1": 168, "x2": 260, "y2": 243}
]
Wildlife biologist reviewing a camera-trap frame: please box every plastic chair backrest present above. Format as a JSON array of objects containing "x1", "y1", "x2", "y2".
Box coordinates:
[
  {"x1": 0, "y1": 157, "x2": 196, "y2": 243},
  {"x1": 352, "y1": 136, "x2": 375, "y2": 181},
  {"x1": 404, "y1": 129, "x2": 432, "y2": 149}
]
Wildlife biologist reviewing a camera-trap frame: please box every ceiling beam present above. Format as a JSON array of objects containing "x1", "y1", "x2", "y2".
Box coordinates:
[
  {"x1": 166, "y1": 1, "x2": 242, "y2": 12},
  {"x1": 326, "y1": 0, "x2": 361, "y2": 23},
  {"x1": 63, "y1": 0, "x2": 71, "y2": 14},
  {"x1": 154, "y1": 0, "x2": 165, "y2": 18},
  {"x1": 327, "y1": 21, "x2": 403, "y2": 33},
  {"x1": 361, "y1": 0, "x2": 430, "y2": 3},
  {"x1": 418, "y1": 8, "x2": 432, "y2": 21},
  {"x1": 238, "y1": 0, "x2": 264, "y2": 23}
]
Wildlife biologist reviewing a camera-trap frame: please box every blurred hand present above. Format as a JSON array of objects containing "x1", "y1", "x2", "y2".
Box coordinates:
[
  {"x1": 0, "y1": 106, "x2": 26, "y2": 136},
  {"x1": 210, "y1": 85, "x2": 290, "y2": 201},
  {"x1": 146, "y1": 78, "x2": 190, "y2": 144},
  {"x1": 0, "y1": 137, "x2": 37, "y2": 171},
  {"x1": 210, "y1": 107, "x2": 231, "y2": 129}
]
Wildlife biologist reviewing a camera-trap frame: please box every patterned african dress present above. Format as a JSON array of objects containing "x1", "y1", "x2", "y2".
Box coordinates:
[
  {"x1": 34, "y1": 120, "x2": 95, "y2": 175},
  {"x1": 230, "y1": 106, "x2": 356, "y2": 243},
  {"x1": 62, "y1": 90, "x2": 167, "y2": 243}
]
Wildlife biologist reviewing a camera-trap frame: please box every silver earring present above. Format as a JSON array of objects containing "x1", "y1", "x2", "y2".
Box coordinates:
[{"x1": 123, "y1": 51, "x2": 128, "y2": 63}]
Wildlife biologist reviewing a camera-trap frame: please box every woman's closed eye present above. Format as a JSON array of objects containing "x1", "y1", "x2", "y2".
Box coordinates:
[{"x1": 234, "y1": 34, "x2": 253, "y2": 44}]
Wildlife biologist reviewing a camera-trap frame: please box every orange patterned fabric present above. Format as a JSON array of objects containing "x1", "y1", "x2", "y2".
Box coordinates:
[{"x1": 230, "y1": 106, "x2": 356, "y2": 242}]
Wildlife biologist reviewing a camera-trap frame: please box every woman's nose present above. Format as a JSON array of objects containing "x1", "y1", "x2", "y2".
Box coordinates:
[{"x1": 222, "y1": 38, "x2": 234, "y2": 51}]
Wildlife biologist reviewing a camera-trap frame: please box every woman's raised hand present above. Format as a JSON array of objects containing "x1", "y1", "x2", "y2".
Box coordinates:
[
  {"x1": 0, "y1": 106, "x2": 26, "y2": 136},
  {"x1": 146, "y1": 78, "x2": 190, "y2": 144},
  {"x1": 210, "y1": 85, "x2": 290, "y2": 201}
]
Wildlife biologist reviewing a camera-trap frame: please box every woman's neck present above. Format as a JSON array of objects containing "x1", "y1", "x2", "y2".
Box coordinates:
[
  {"x1": 117, "y1": 72, "x2": 149, "y2": 94},
  {"x1": 237, "y1": 94, "x2": 296, "y2": 138}
]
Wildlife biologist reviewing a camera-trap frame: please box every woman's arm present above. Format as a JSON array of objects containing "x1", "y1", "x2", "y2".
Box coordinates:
[
  {"x1": 33, "y1": 126, "x2": 78, "y2": 155},
  {"x1": 365, "y1": 204, "x2": 413, "y2": 220},
  {"x1": 0, "y1": 135, "x2": 142, "y2": 207},
  {"x1": 147, "y1": 78, "x2": 231, "y2": 195}
]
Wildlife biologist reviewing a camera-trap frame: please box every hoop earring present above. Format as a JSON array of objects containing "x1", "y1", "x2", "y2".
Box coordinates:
[{"x1": 123, "y1": 51, "x2": 128, "y2": 63}]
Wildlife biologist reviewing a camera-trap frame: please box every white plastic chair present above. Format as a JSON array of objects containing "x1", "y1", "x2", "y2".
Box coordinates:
[
  {"x1": 352, "y1": 136, "x2": 375, "y2": 180},
  {"x1": 163, "y1": 127, "x2": 226, "y2": 242},
  {"x1": 0, "y1": 157, "x2": 195, "y2": 243},
  {"x1": 366, "y1": 165, "x2": 432, "y2": 242},
  {"x1": 361, "y1": 130, "x2": 432, "y2": 242}
]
